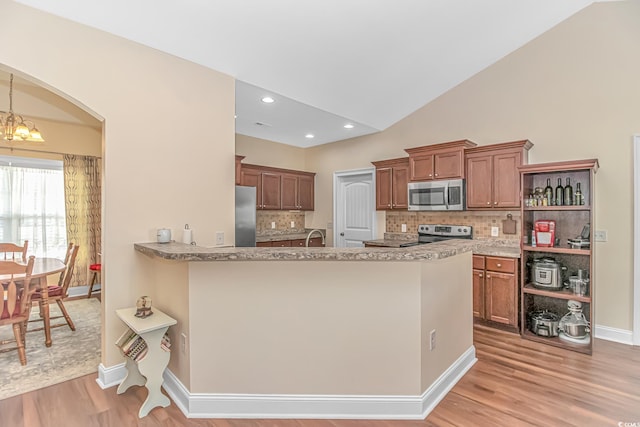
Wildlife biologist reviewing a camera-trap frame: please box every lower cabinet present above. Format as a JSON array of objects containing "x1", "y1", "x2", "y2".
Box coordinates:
[
  {"x1": 473, "y1": 255, "x2": 519, "y2": 329},
  {"x1": 257, "y1": 237, "x2": 324, "y2": 247}
]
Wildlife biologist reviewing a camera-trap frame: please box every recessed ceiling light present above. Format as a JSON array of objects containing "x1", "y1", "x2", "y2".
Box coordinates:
[
  {"x1": 344, "y1": 123, "x2": 354, "y2": 129},
  {"x1": 261, "y1": 96, "x2": 275, "y2": 103},
  {"x1": 305, "y1": 134, "x2": 314, "y2": 139}
]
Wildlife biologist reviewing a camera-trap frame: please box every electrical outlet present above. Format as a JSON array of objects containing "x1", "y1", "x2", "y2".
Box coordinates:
[
  {"x1": 491, "y1": 226, "x2": 499, "y2": 237},
  {"x1": 216, "y1": 231, "x2": 224, "y2": 245},
  {"x1": 401, "y1": 224, "x2": 407, "y2": 232},
  {"x1": 595, "y1": 230, "x2": 608, "y2": 242},
  {"x1": 291, "y1": 221, "x2": 295, "y2": 228},
  {"x1": 180, "y1": 333, "x2": 187, "y2": 354},
  {"x1": 430, "y1": 329, "x2": 436, "y2": 351},
  {"x1": 271, "y1": 221, "x2": 276, "y2": 229}
]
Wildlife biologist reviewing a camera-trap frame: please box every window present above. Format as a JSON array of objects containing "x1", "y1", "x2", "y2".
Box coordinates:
[{"x1": 0, "y1": 155, "x2": 68, "y2": 259}]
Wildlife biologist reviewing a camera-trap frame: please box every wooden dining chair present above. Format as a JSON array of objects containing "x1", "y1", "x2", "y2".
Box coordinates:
[
  {"x1": 0, "y1": 240, "x2": 29, "y2": 261},
  {"x1": 0, "y1": 255, "x2": 36, "y2": 365},
  {"x1": 30, "y1": 243, "x2": 79, "y2": 331}
]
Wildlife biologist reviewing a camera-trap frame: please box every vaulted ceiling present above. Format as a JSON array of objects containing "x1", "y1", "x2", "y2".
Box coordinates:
[{"x1": 7, "y1": 1, "x2": 600, "y2": 147}]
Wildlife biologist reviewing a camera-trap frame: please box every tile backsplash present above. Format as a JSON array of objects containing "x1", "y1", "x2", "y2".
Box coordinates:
[
  {"x1": 257, "y1": 211, "x2": 306, "y2": 234},
  {"x1": 385, "y1": 210, "x2": 521, "y2": 240}
]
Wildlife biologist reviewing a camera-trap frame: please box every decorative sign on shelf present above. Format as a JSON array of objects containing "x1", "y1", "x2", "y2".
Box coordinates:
[{"x1": 135, "y1": 296, "x2": 153, "y2": 318}]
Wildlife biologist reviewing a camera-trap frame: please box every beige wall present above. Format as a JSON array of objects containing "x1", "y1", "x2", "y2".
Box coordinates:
[
  {"x1": 1, "y1": 0, "x2": 236, "y2": 367},
  {"x1": 238, "y1": 1, "x2": 639, "y2": 331},
  {"x1": 188, "y1": 255, "x2": 471, "y2": 395},
  {"x1": 296, "y1": 1, "x2": 639, "y2": 331},
  {"x1": 236, "y1": 134, "x2": 306, "y2": 171}
]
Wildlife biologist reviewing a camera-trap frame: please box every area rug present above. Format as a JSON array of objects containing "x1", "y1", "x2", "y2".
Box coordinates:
[{"x1": 0, "y1": 298, "x2": 101, "y2": 400}]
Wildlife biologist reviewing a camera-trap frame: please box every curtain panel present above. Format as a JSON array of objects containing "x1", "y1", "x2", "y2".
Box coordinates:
[{"x1": 63, "y1": 155, "x2": 102, "y2": 287}]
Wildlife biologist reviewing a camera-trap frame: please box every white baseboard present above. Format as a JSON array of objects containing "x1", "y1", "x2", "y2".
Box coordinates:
[
  {"x1": 594, "y1": 324, "x2": 634, "y2": 345},
  {"x1": 161, "y1": 345, "x2": 476, "y2": 420},
  {"x1": 68, "y1": 285, "x2": 100, "y2": 298},
  {"x1": 96, "y1": 362, "x2": 126, "y2": 389}
]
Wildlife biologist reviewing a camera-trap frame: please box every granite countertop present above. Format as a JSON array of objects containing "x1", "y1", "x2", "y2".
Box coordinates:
[
  {"x1": 363, "y1": 235, "x2": 520, "y2": 258},
  {"x1": 134, "y1": 237, "x2": 520, "y2": 262}
]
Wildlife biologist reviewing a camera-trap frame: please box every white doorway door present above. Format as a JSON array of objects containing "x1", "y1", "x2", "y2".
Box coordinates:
[{"x1": 333, "y1": 168, "x2": 376, "y2": 247}]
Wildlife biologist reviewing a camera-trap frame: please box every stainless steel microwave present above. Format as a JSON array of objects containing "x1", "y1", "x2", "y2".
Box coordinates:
[{"x1": 407, "y1": 179, "x2": 465, "y2": 211}]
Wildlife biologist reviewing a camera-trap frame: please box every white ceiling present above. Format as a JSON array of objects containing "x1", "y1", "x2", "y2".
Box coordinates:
[{"x1": 9, "y1": 0, "x2": 599, "y2": 147}]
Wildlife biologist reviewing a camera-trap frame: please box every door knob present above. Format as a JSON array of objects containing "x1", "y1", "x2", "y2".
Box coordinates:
[{"x1": 340, "y1": 232, "x2": 345, "y2": 236}]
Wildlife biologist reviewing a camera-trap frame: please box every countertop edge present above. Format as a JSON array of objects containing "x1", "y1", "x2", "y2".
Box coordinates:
[{"x1": 134, "y1": 240, "x2": 520, "y2": 262}]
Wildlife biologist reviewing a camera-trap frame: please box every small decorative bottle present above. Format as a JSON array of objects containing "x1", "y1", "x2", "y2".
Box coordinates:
[
  {"x1": 564, "y1": 178, "x2": 574, "y2": 206},
  {"x1": 574, "y1": 182, "x2": 584, "y2": 205},
  {"x1": 544, "y1": 178, "x2": 554, "y2": 206},
  {"x1": 555, "y1": 178, "x2": 564, "y2": 207}
]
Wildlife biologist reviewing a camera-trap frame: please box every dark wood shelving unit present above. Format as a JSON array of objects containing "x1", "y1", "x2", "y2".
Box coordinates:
[{"x1": 519, "y1": 159, "x2": 598, "y2": 355}]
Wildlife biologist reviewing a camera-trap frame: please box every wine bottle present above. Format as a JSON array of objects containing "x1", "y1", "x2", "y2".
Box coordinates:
[
  {"x1": 574, "y1": 182, "x2": 584, "y2": 205},
  {"x1": 564, "y1": 177, "x2": 573, "y2": 206},
  {"x1": 544, "y1": 178, "x2": 554, "y2": 206},
  {"x1": 555, "y1": 178, "x2": 564, "y2": 206}
]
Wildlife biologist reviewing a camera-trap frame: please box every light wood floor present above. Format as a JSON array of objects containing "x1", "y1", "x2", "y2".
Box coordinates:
[{"x1": 2, "y1": 325, "x2": 638, "y2": 426}]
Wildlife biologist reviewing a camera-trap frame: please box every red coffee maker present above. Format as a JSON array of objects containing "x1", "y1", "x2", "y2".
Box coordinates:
[{"x1": 534, "y1": 220, "x2": 556, "y2": 247}]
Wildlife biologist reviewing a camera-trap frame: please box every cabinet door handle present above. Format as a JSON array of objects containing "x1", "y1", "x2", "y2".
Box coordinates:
[
  {"x1": 434, "y1": 173, "x2": 438, "y2": 177},
  {"x1": 486, "y1": 201, "x2": 491, "y2": 205},
  {"x1": 496, "y1": 263, "x2": 502, "y2": 267},
  {"x1": 428, "y1": 174, "x2": 433, "y2": 177},
  {"x1": 486, "y1": 275, "x2": 491, "y2": 279},
  {"x1": 479, "y1": 273, "x2": 483, "y2": 278},
  {"x1": 494, "y1": 201, "x2": 498, "y2": 205}
]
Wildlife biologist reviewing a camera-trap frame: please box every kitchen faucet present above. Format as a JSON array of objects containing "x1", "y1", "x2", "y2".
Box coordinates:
[{"x1": 305, "y1": 229, "x2": 325, "y2": 247}]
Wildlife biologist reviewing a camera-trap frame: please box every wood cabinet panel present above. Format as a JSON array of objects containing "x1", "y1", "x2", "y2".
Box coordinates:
[
  {"x1": 280, "y1": 174, "x2": 298, "y2": 210},
  {"x1": 297, "y1": 174, "x2": 314, "y2": 210},
  {"x1": 473, "y1": 269, "x2": 485, "y2": 319},
  {"x1": 256, "y1": 241, "x2": 272, "y2": 247},
  {"x1": 473, "y1": 255, "x2": 518, "y2": 329},
  {"x1": 433, "y1": 151, "x2": 464, "y2": 179},
  {"x1": 372, "y1": 157, "x2": 409, "y2": 210},
  {"x1": 485, "y1": 271, "x2": 517, "y2": 326},
  {"x1": 405, "y1": 140, "x2": 476, "y2": 181},
  {"x1": 261, "y1": 172, "x2": 282, "y2": 210},
  {"x1": 466, "y1": 155, "x2": 493, "y2": 208},
  {"x1": 240, "y1": 164, "x2": 315, "y2": 211},
  {"x1": 465, "y1": 140, "x2": 532, "y2": 210}
]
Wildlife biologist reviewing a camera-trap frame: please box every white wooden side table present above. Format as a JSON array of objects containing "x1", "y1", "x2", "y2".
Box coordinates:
[{"x1": 115, "y1": 307, "x2": 177, "y2": 418}]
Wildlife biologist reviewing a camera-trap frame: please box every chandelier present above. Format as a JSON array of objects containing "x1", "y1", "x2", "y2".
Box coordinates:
[{"x1": 0, "y1": 74, "x2": 45, "y2": 142}]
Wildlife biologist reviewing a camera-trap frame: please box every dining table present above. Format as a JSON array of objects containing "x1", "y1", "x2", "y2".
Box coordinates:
[{"x1": 0, "y1": 257, "x2": 66, "y2": 347}]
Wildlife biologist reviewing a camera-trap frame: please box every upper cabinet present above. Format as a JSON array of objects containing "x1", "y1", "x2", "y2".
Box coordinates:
[
  {"x1": 405, "y1": 140, "x2": 477, "y2": 182},
  {"x1": 281, "y1": 172, "x2": 315, "y2": 210},
  {"x1": 465, "y1": 140, "x2": 533, "y2": 210},
  {"x1": 235, "y1": 155, "x2": 245, "y2": 185},
  {"x1": 240, "y1": 163, "x2": 315, "y2": 211},
  {"x1": 372, "y1": 157, "x2": 409, "y2": 210}
]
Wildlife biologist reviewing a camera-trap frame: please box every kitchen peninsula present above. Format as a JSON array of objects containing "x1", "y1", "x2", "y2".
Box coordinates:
[{"x1": 133, "y1": 240, "x2": 500, "y2": 419}]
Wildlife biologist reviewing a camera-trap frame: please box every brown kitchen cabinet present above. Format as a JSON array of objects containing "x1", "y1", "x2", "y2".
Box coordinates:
[
  {"x1": 473, "y1": 255, "x2": 519, "y2": 330},
  {"x1": 519, "y1": 159, "x2": 598, "y2": 355},
  {"x1": 465, "y1": 140, "x2": 532, "y2": 210},
  {"x1": 240, "y1": 165, "x2": 282, "y2": 210},
  {"x1": 235, "y1": 155, "x2": 245, "y2": 185},
  {"x1": 405, "y1": 140, "x2": 477, "y2": 182},
  {"x1": 241, "y1": 163, "x2": 315, "y2": 211},
  {"x1": 371, "y1": 157, "x2": 409, "y2": 210},
  {"x1": 281, "y1": 172, "x2": 315, "y2": 210},
  {"x1": 259, "y1": 237, "x2": 325, "y2": 248}
]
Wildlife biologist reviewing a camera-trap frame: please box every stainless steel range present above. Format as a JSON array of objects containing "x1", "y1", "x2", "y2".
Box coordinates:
[{"x1": 399, "y1": 224, "x2": 473, "y2": 247}]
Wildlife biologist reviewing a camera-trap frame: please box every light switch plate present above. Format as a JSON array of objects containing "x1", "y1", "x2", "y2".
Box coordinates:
[
  {"x1": 291, "y1": 221, "x2": 295, "y2": 228},
  {"x1": 271, "y1": 221, "x2": 276, "y2": 229},
  {"x1": 401, "y1": 224, "x2": 407, "y2": 232},
  {"x1": 216, "y1": 231, "x2": 224, "y2": 245},
  {"x1": 491, "y1": 226, "x2": 499, "y2": 237},
  {"x1": 595, "y1": 230, "x2": 607, "y2": 242}
]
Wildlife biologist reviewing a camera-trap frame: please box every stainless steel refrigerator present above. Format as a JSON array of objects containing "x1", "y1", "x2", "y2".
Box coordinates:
[{"x1": 235, "y1": 186, "x2": 256, "y2": 247}]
